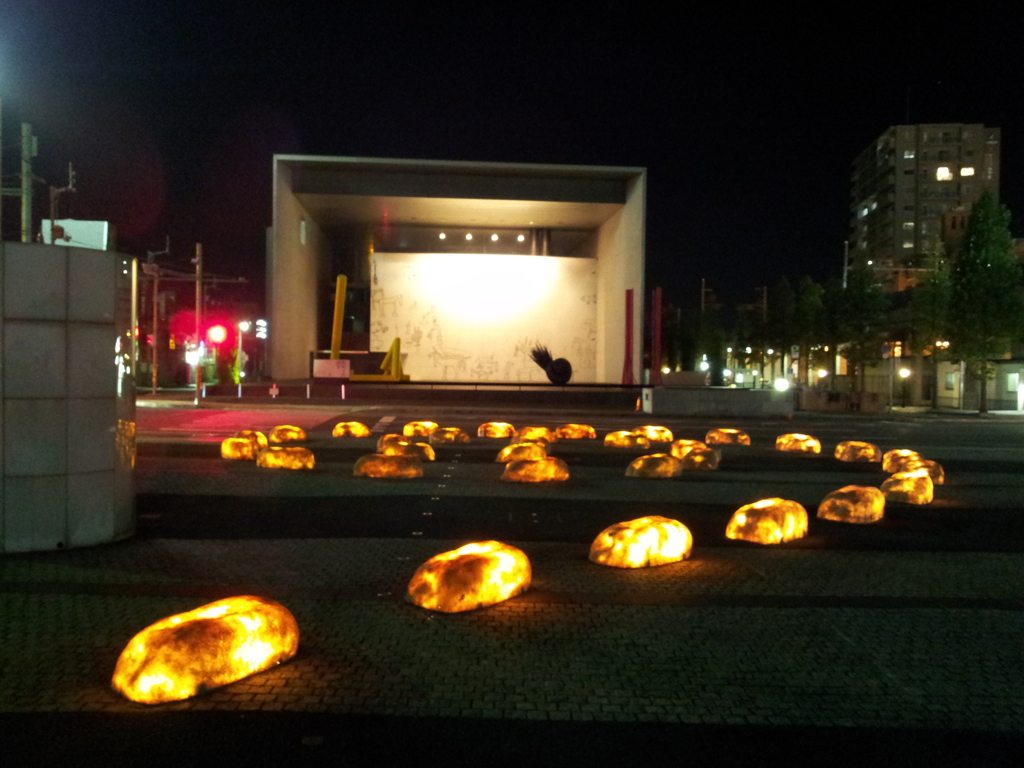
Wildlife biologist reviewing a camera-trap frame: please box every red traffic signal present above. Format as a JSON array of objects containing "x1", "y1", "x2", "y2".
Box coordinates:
[{"x1": 206, "y1": 325, "x2": 228, "y2": 345}]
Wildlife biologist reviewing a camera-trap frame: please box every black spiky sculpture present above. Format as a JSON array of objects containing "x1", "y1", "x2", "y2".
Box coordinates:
[{"x1": 530, "y1": 345, "x2": 572, "y2": 385}]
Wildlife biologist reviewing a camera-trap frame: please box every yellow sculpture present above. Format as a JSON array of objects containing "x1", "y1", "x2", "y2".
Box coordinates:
[
  {"x1": 632, "y1": 425, "x2": 674, "y2": 442},
  {"x1": 725, "y1": 498, "x2": 808, "y2": 544},
  {"x1": 902, "y1": 458, "x2": 945, "y2": 485},
  {"x1": 332, "y1": 421, "x2": 371, "y2": 438},
  {"x1": 496, "y1": 442, "x2": 548, "y2": 463},
  {"x1": 429, "y1": 427, "x2": 471, "y2": 445},
  {"x1": 589, "y1": 516, "x2": 693, "y2": 568},
  {"x1": 669, "y1": 439, "x2": 707, "y2": 459},
  {"x1": 235, "y1": 430, "x2": 269, "y2": 451},
  {"x1": 817, "y1": 485, "x2": 885, "y2": 523},
  {"x1": 882, "y1": 449, "x2": 922, "y2": 474},
  {"x1": 256, "y1": 446, "x2": 315, "y2": 469},
  {"x1": 269, "y1": 425, "x2": 306, "y2": 443},
  {"x1": 515, "y1": 426, "x2": 556, "y2": 443},
  {"x1": 834, "y1": 440, "x2": 882, "y2": 462},
  {"x1": 881, "y1": 469, "x2": 933, "y2": 505},
  {"x1": 406, "y1": 541, "x2": 531, "y2": 613},
  {"x1": 555, "y1": 424, "x2": 597, "y2": 440},
  {"x1": 706, "y1": 428, "x2": 751, "y2": 446},
  {"x1": 403, "y1": 421, "x2": 439, "y2": 437},
  {"x1": 477, "y1": 422, "x2": 516, "y2": 438},
  {"x1": 604, "y1": 431, "x2": 651, "y2": 449},
  {"x1": 775, "y1": 433, "x2": 822, "y2": 454},
  {"x1": 380, "y1": 440, "x2": 436, "y2": 461},
  {"x1": 353, "y1": 454, "x2": 424, "y2": 478},
  {"x1": 679, "y1": 446, "x2": 720, "y2": 470},
  {"x1": 111, "y1": 596, "x2": 299, "y2": 704},
  {"x1": 221, "y1": 437, "x2": 258, "y2": 460},
  {"x1": 625, "y1": 454, "x2": 683, "y2": 478},
  {"x1": 501, "y1": 457, "x2": 570, "y2": 482},
  {"x1": 377, "y1": 433, "x2": 410, "y2": 451}
]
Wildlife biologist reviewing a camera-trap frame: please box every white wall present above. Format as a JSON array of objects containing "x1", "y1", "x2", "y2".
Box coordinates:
[{"x1": 369, "y1": 252, "x2": 597, "y2": 382}]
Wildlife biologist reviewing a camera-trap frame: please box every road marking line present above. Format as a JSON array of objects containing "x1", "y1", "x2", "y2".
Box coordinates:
[{"x1": 371, "y1": 416, "x2": 397, "y2": 432}]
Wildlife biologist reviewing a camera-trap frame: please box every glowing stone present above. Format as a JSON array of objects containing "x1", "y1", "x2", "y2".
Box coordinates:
[
  {"x1": 625, "y1": 454, "x2": 683, "y2": 478},
  {"x1": 775, "y1": 433, "x2": 822, "y2": 454},
  {"x1": 256, "y1": 446, "x2": 315, "y2": 469},
  {"x1": 515, "y1": 426, "x2": 556, "y2": 443},
  {"x1": 235, "y1": 430, "x2": 268, "y2": 451},
  {"x1": 269, "y1": 425, "x2": 306, "y2": 443},
  {"x1": 406, "y1": 541, "x2": 531, "y2": 613},
  {"x1": 632, "y1": 425, "x2": 674, "y2": 442},
  {"x1": 903, "y1": 458, "x2": 944, "y2": 485},
  {"x1": 555, "y1": 423, "x2": 597, "y2": 440},
  {"x1": 332, "y1": 421, "x2": 371, "y2": 438},
  {"x1": 477, "y1": 422, "x2": 515, "y2": 438},
  {"x1": 725, "y1": 498, "x2": 808, "y2": 544},
  {"x1": 882, "y1": 449, "x2": 922, "y2": 474},
  {"x1": 501, "y1": 457, "x2": 570, "y2": 482},
  {"x1": 403, "y1": 421, "x2": 439, "y2": 437},
  {"x1": 377, "y1": 433, "x2": 408, "y2": 451},
  {"x1": 353, "y1": 454, "x2": 424, "y2": 478},
  {"x1": 706, "y1": 428, "x2": 751, "y2": 446},
  {"x1": 817, "y1": 485, "x2": 885, "y2": 523},
  {"x1": 881, "y1": 469, "x2": 933, "y2": 505},
  {"x1": 589, "y1": 516, "x2": 693, "y2": 568},
  {"x1": 679, "y1": 446, "x2": 720, "y2": 470},
  {"x1": 604, "y1": 431, "x2": 651, "y2": 449},
  {"x1": 670, "y1": 439, "x2": 707, "y2": 459},
  {"x1": 429, "y1": 427, "x2": 471, "y2": 445},
  {"x1": 380, "y1": 440, "x2": 436, "y2": 461},
  {"x1": 111, "y1": 595, "x2": 299, "y2": 704},
  {"x1": 221, "y1": 437, "x2": 257, "y2": 460},
  {"x1": 834, "y1": 440, "x2": 882, "y2": 462},
  {"x1": 496, "y1": 442, "x2": 548, "y2": 463}
]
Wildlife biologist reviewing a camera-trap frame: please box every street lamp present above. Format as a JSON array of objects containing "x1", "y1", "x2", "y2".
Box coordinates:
[
  {"x1": 899, "y1": 366, "x2": 912, "y2": 407},
  {"x1": 237, "y1": 321, "x2": 251, "y2": 396}
]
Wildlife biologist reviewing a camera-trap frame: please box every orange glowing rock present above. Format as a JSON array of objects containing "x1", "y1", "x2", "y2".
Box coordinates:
[
  {"x1": 403, "y1": 421, "x2": 439, "y2": 437},
  {"x1": 235, "y1": 430, "x2": 269, "y2": 451},
  {"x1": 881, "y1": 469, "x2": 933, "y2": 505},
  {"x1": 406, "y1": 541, "x2": 531, "y2": 613},
  {"x1": 705, "y1": 428, "x2": 751, "y2": 446},
  {"x1": 221, "y1": 437, "x2": 258, "y2": 460},
  {"x1": 501, "y1": 457, "x2": 570, "y2": 482},
  {"x1": 669, "y1": 439, "x2": 707, "y2": 459},
  {"x1": 332, "y1": 421, "x2": 371, "y2": 438},
  {"x1": 589, "y1": 516, "x2": 693, "y2": 568},
  {"x1": 555, "y1": 423, "x2": 597, "y2": 440},
  {"x1": 817, "y1": 485, "x2": 885, "y2": 523},
  {"x1": 725, "y1": 498, "x2": 808, "y2": 544},
  {"x1": 625, "y1": 453, "x2": 683, "y2": 478},
  {"x1": 834, "y1": 440, "x2": 882, "y2": 463},
  {"x1": 632, "y1": 425, "x2": 674, "y2": 442},
  {"x1": 477, "y1": 422, "x2": 516, "y2": 438},
  {"x1": 775, "y1": 433, "x2": 822, "y2": 454},
  {"x1": 269, "y1": 425, "x2": 306, "y2": 443},
  {"x1": 882, "y1": 449, "x2": 922, "y2": 474},
  {"x1": 353, "y1": 454, "x2": 424, "y2": 478},
  {"x1": 902, "y1": 458, "x2": 944, "y2": 485},
  {"x1": 604, "y1": 431, "x2": 651, "y2": 449},
  {"x1": 515, "y1": 426, "x2": 556, "y2": 443},
  {"x1": 380, "y1": 440, "x2": 436, "y2": 461},
  {"x1": 429, "y1": 427, "x2": 471, "y2": 445},
  {"x1": 376, "y1": 433, "x2": 408, "y2": 451},
  {"x1": 256, "y1": 446, "x2": 315, "y2": 469},
  {"x1": 111, "y1": 596, "x2": 299, "y2": 704},
  {"x1": 679, "y1": 446, "x2": 720, "y2": 470},
  {"x1": 496, "y1": 442, "x2": 548, "y2": 462}
]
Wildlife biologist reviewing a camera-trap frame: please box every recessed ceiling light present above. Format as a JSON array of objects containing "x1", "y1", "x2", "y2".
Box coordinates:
[
  {"x1": 491, "y1": 234, "x2": 499, "y2": 241},
  {"x1": 517, "y1": 234, "x2": 525, "y2": 242},
  {"x1": 466, "y1": 234, "x2": 473, "y2": 240},
  {"x1": 439, "y1": 233, "x2": 446, "y2": 240}
]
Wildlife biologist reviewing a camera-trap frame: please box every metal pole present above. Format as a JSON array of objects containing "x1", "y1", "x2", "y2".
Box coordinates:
[
  {"x1": 194, "y1": 244, "x2": 202, "y2": 406},
  {"x1": 21, "y1": 123, "x2": 33, "y2": 242},
  {"x1": 151, "y1": 275, "x2": 159, "y2": 394},
  {"x1": 0, "y1": 97, "x2": 4, "y2": 241},
  {"x1": 237, "y1": 325, "x2": 244, "y2": 398}
]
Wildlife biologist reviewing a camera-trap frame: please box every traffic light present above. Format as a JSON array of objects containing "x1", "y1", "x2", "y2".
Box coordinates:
[{"x1": 206, "y1": 325, "x2": 228, "y2": 345}]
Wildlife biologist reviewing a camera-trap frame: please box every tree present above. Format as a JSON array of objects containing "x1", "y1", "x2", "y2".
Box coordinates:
[
  {"x1": 910, "y1": 246, "x2": 952, "y2": 408},
  {"x1": 794, "y1": 276, "x2": 826, "y2": 384},
  {"x1": 948, "y1": 190, "x2": 1024, "y2": 413},
  {"x1": 836, "y1": 262, "x2": 889, "y2": 393},
  {"x1": 767, "y1": 277, "x2": 796, "y2": 380}
]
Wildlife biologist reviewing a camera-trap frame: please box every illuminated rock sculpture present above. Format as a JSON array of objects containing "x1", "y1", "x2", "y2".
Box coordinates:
[
  {"x1": 775, "y1": 433, "x2": 822, "y2": 454},
  {"x1": 380, "y1": 440, "x2": 436, "y2": 461},
  {"x1": 501, "y1": 457, "x2": 570, "y2": 482},
  {"x1": 269, "y1": 425, "x2": 306, "y2": 443},
  {"x1": 604, "y1": 431, "x2": 651, "y2": 449},
  {"x1": 496, "y1": 442, "x2": 548, "y2": 463},
  {"x1": 881, "y1": 469, "x2": 933, "y2": 505},
  {"x1": 407, "y1": 541, "x2": 532, "y2": 613},
  {"x1": 903, "y1": 458, "x2": 945, "y2": 485},
  {"x1": 632, "y1": 425, "x2": 674, "y2": 442},
  {"x1": 221, "y1": 437, "x2": 258, "y2": 460},
  {"x1": 555, "y1": 424, "x2": 597, "y2": 440},
  {"x1": 669, "y1": 439, "x2": 707, "y2": 459},
  {"x1": 679, "y1": 446, "x2": 720, "y2": 470},
  {"x1": 705, "y1": 428, "x2": 751, "y2": 446},
  {"x1": 725, "y1": 498, "x2": 808, "y2": 544},
  {"x1": 477, "y1": 422, "x2": 516, "y2": 438},
  {"x1": 817, "y1": 485, "x2": 885, "y2": 523},
  {"x1": 429, "y1": 427, "x2": 471, "y2": 445},
  {"x1": 882, "y1": 449, "x2": 922, "y2": 474},
  {"x1": 256, "y1": 446, "x2": 315, "y2": 469},
  {"x1": 834, "y1": 440, "x2": 882, "y2": 463},
  {"x1": 515, "y1": 426, "x2": 556, "y2": 443},
  {"x1": 625, "y1": 454, "x2": 683, "y2": 478},
  {"x1": 235, "y1": 430, "x2": 269, "y2": 451},
  {"x1": 332, "y1": 421, "x2": 371, "y2": 438},
  {"x1": 403, "y1": 421, "x2": 439, "y2": 437},
  {"x1": 353, "y1": 454, "x2": 424, "y2": 478},
  {"x1": 589, "y1": 516, "x2": 693, "y2": 568},
  {"x1": 111, "y1": 596, "x2": 299, "y2": 704}
]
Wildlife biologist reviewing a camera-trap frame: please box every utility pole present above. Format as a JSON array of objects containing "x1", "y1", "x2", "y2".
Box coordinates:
[
  {"x1": 193, "y1": 244, "x2": 203, "y2": 405},
  {"x1": 0, "y1": 98, "x2": 4, "y2": 240},
  {"x1": 21, "y1": 123, "x2": 35, "y2": 242},
  {"x1": 48, "y1": 163, "x2": 76, "y2": 243}
]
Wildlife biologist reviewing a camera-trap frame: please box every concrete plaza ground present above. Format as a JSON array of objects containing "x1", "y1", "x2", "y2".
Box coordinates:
[{"x1": 1, "y1": 397, "x2": 1023, "y2": 764}]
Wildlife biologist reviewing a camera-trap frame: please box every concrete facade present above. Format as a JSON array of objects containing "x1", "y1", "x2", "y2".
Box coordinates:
[{"x1": 270, "y1": 157, "x2": 645, "y2": 383}]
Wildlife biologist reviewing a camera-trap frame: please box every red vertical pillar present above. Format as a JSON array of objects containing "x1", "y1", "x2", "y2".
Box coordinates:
[
  {"x1": 650, "y1": 286, "x2": 663, "y2": 386},
  {"x1": 622, "y1": 289, "x2": 634, "y2": 386}
]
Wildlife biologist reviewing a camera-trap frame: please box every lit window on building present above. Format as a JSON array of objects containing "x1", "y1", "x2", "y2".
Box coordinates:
[
  {"x1": 903, "y1": 241, "x2": 914, "y2": 249},
  {"x1": 945, "y1": 373, "x2": 956, "y2": 391},
  {"x1": 936, "y1": 167, "x2": 953, "y2": 181},
  {"x1": 1008, "y1": 372, "x2": 1020, "y2": 394},
  {"x1": 902, "y1": 221, "x2": 915, "y2": 230},
  {"x1": 903, "y1": 150, "x2": 916, "y2": 160},
  {"x1": 960, "y1": 167, "x2": 975, "y2": 176}
]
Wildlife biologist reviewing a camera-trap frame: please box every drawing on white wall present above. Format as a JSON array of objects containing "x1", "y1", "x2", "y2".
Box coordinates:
[
  {"x1": 429, "y1": 346, "x2": 472, "y2": 380},
  {"x1": 580, "y1": 293, "x2": 597, "y2": 305},
  {"x1": 471, "y1": 355, "x2": 499, "y2": 380},
  {"x1": 571, "y1": 319, "x2": 597, "y2": 377},
  {"x1": 371, "y1": 288, "x2": 403, "y2": 318}
]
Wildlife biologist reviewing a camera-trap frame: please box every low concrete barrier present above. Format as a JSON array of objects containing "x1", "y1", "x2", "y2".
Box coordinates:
[{"x1": 642, "y1": 386, "x2": 794, "y2": 417}]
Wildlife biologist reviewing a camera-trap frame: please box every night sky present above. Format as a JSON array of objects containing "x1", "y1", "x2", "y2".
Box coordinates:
[{"x1": 3, "y1": 2, "x2": 1023, "y2": 311}]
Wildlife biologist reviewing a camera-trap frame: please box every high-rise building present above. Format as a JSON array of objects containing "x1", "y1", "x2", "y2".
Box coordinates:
[{"x1": 849, "y1": 123, "x2": 1000, "y2": 291}]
